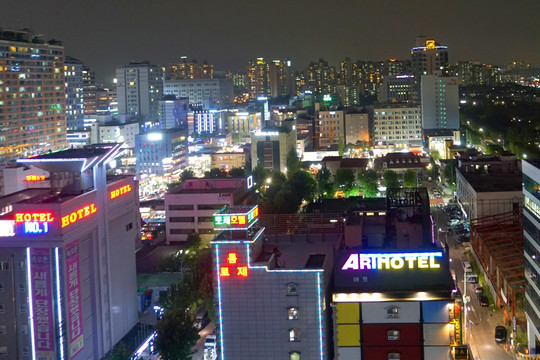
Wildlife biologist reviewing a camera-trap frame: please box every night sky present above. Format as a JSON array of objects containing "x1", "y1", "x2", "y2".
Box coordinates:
[{"x1": 1, "y1": 0, "x2": 538, "y2": 85}]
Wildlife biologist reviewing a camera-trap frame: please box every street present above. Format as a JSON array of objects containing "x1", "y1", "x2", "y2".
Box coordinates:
[{"x1": 431, "y1": 202, "x2": 514, "y2": 360}]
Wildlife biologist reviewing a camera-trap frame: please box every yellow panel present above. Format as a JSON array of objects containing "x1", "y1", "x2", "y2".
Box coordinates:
[
  {"x1": 336, "y1": 302, "x2": 359, "y2": 324},
  {"x1": 337, "y1": 324, "x2": 361, "y2": 347}
]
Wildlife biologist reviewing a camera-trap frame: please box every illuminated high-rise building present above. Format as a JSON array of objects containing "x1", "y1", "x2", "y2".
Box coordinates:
[
  {"x1": 82, "y1": 66, "x2": 97, "y2": 115},
  {"x1": 64, "y1": 56, "x2": 85, "y2": 130},
  {"x1": 165, "y1": 56, "x2": 214, "y2": 80},
  {"x1": 306, "y1": 58, "x2": 337, "y2": 94},
  {"x1": 411, "y1": 36, "x2": 449, "y2": 76},
  {"x1": 0, "y1": 28, "x2": 67, "y2": 161},
  {"x1": 268, "y1": 59, "x2": 294, "y2": 97},
  {"x1": 116, "y1": 61, "x2": 163, "y2": 122},
  {"x1": 420, "y1": 75, "x2": 459, "y2": 130},
  {"x1": 247, "y1": 58, "x2": 270, "y2": 99}
]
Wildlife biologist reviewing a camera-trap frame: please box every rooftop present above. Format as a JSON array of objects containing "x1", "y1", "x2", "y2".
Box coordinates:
[{"x1": 458, "y1": 170, "x2": 522, "y2": 192}]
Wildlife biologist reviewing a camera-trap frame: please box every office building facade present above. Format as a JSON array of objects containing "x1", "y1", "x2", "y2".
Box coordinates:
[
  {"x1": 0, "y1": 144, "x2": 140, "y2": 359},
  {"x1": 373, "y1": 106, "x2": 422, "y2": 148},
  {"x1": 116, "y1": 61, "x2": 163, "y2": 122},
  {"x1": 523, "y1": 160, "x2": 540, "y2": 354},
  {"x1": 251, "y1": 128, "x2": 296, "y2": 173},
  {"x1": 64, "y1": 56, "x2": 85, "y2": 130},
  {"x1": 159, "y1": 96, "x2": 189, "y2": 130},
  {"x1": 421, "y1": 75, "x2": 459, "y2": 131},
  {"x1": 135, "y1": 129, "x2": 188, "y2": 176},
  {"x1": 0, "y1": 28, "x2": 67, "y2": 161},
  {"x1": 164, "y1": 78, "x2": 233, "y2": 109}
]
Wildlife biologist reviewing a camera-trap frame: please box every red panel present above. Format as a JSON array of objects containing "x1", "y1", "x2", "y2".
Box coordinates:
[
  {"x1": 362, "y1": 323, "x2": 422, "y2": 346},
  {"x1": 363, "y1": 346, "x2": 423, "y2": 360}
]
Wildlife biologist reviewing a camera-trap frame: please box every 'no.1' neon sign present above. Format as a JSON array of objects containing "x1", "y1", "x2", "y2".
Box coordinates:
[{"x1": 14, "y1": 212, "x2": 54, "y2": 234}]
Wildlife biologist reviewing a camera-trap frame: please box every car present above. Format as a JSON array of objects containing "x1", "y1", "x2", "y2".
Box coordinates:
[
  {"x1": 479, "y1": 294, "x2": 489, "y2": 307},
  {"x1": 463, "y1": 261, "x2": 472, "y2": 273},
  {"x1": 473, "y1": 284, "x2": 483, "y2": 293},
  {"x1": 457, "y1": 236, "x2": 470, "y2": 244},
  {"x1": 495, "y1": 326, "x2": 507, "y2": 343},
  {"x1": 204, "y1": 334, "x2": 217, "y2": 349}
]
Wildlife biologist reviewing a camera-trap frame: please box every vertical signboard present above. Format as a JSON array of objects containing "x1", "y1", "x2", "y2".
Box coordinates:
[
  {"x1": 65, "y1": 240, "x2": 84, "y2": 357},
  {"x1": 30, "y1": 248, "x2": 56, "y2": 360}
]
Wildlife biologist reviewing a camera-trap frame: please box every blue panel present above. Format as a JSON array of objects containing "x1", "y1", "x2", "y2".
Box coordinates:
[{"x1": 422, "y1": 300, "x2": 449, "y2": 323}]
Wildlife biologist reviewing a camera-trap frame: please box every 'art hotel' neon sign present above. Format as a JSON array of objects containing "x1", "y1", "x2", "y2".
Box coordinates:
[{"x1": 342, "y1": 252, "x2": 443, "y2": 271}]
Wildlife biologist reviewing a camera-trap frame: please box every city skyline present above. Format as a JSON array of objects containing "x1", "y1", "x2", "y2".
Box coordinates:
[{"x1": 1, "y1": 0, "x2": 538, "y2": 84}]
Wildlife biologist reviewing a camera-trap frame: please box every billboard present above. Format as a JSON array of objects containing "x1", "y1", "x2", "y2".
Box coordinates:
[
  {"x1": 65, "y1": 240, "x2": 84, "y2": 357},
  {"x1": 30, "y1": 248, "x2": 56, "y2": 360},
  {"x1": 334, "y1": 249, "x2": 452, "y2": 293}
]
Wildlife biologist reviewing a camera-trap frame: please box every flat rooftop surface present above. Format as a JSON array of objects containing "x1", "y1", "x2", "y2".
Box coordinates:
[
  {"x1": 254, "y1": 233, "x2": 338, "y2": 270},
  {"x1": 461, "y1": 172, "x2": 522, "y2": 192}
]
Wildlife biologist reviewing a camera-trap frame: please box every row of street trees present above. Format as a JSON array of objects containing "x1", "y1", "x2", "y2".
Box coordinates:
[{"x1": 153, "y1": 234, "x2": 214, "y2": 360}]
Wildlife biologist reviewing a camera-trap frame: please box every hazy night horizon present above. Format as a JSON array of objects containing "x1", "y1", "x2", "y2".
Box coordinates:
[{"x1": 1, "y1": 0, "x2": 538, "y2": 84}]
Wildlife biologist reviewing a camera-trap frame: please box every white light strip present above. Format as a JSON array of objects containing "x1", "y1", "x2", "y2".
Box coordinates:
[
  {"x1": 26, "y1": 248, "x2": 37, "y2": 360},
  {"x1": 55, "y1": 248, "x2": 65, "y2": 360},
  {"x1": 134, "y1": 331, "x2": 156, "y2": 357}
]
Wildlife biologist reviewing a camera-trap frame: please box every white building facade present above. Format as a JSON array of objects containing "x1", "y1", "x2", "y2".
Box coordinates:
[{"x1": 373, "y1": 106, "x2": 422, "y2": 148}]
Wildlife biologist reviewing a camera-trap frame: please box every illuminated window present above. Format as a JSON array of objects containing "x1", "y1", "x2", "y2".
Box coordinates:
[
  {"x1": 287, "y1": 283, "x2": 298, "y2": 296},
  {"x1": 290, "y1": 351, "x2": 300, "y2": 360},
  {"x1": 387, "y1": 330, "x2": 400, "y2": 340},
  {"x1": 0, "y1": 262, "x2": 8, "y2": 271},
  {"x1": 386, "y1": 306, "x2": 399, "y2": 318},
  {"x1": 388, "y1": 353, "x2": 400, "y2": 360},
  {"x1": 289, "y1": 328, "x2": 300, "y2": 342},
  {"x1": 288, "y1": 307, "x2": 299, "y2": 320}
]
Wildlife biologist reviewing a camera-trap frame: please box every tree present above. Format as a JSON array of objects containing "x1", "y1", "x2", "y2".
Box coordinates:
[
  {"x1": 430, "y1": 150, "x2": 441, "y2": 161},
  {"x1": 228, "y1": 167, "x2": 246, "y2": 178},
  {"x1": 181, "y1": 169, "x2": 195, "y2": 182},
  {"x1": 250, "y1": 165, "x2": 268, "y2": 189},
  {"x1": 382, "y1": 170, "x2": 399, "y2": 189},
  {"x1": 286, "y1": 148, "x2": 301, "y2": 178},
  {"x1": 403, "y1": 169, "x2": 417, "y2": 188},
  {"x1": 316, "y1": 167, "x2": 335, "y2": 199},
  {"x1": 443, "y1": 159, "x2": 458, "y2": 189},
  {"x1": 338, "y1": 137, "x2": 344, "y2": 156},
  {"x1": 357, "y1": 169, "x2": 379, "y2": 198},
  {"x1": 335, "y1": 168, "x2": 356, "y2": 193},
  {"x1": 103, "y1": 342, "x2": 130, "y2": 360},
  {"x1": 204, "y1": 168, "x2": 227, "y2": 178},
  {"x1": 154, "y1": 307, "x2": 200, "y2": 360},
  {"x1": 289, "y1": 170, "x2": 318, "y2": 204}
]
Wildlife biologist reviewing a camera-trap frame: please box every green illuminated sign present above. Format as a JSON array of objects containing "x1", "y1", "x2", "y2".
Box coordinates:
[{"x1": 213, "y1": 206, "x2": 259, "y2": 230}]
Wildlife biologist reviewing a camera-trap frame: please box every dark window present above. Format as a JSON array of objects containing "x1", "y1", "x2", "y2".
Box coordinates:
[
  {"x1": 168, "y1": 204, "x2": 194, "y2": 211},
  {"x1": 197, "y1": 204, "x2": 224, "y2": 210},
  {"x1": 169, "y1": 229, "x2": 195, "y2": 235},
  {"x1": 169, "y1": 217, "x2": 195, "y2": 223}
]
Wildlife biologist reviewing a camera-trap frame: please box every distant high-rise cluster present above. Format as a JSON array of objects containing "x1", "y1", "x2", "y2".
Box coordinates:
[
  {"x1": 165, "y1": 56, "x2": 214, "y2": 80},
  {"x1": 0, "y1": 28, "x2": 67, "y2": 161}
]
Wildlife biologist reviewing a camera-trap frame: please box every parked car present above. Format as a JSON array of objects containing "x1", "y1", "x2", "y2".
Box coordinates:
[
  {"x1": 463, "y1": 261, "x2": 472, "y2": 273},
  {"x1": 473, "y1": 284, "x2": 483, "y2": 293},
  {"x1": 457, "y1": 235, "x2": 470, "y2": 244},
  {"x1": 495, "y1": 326, "x2": 507, "y2": 343},
  {"x1": 479, "y1": 294, "x2": 489, "y2": 307}
]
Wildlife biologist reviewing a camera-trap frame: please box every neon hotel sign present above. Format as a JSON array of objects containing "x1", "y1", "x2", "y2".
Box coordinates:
[{"x1": 342, "y1": 252, "x2": 442, "y2": 271}]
